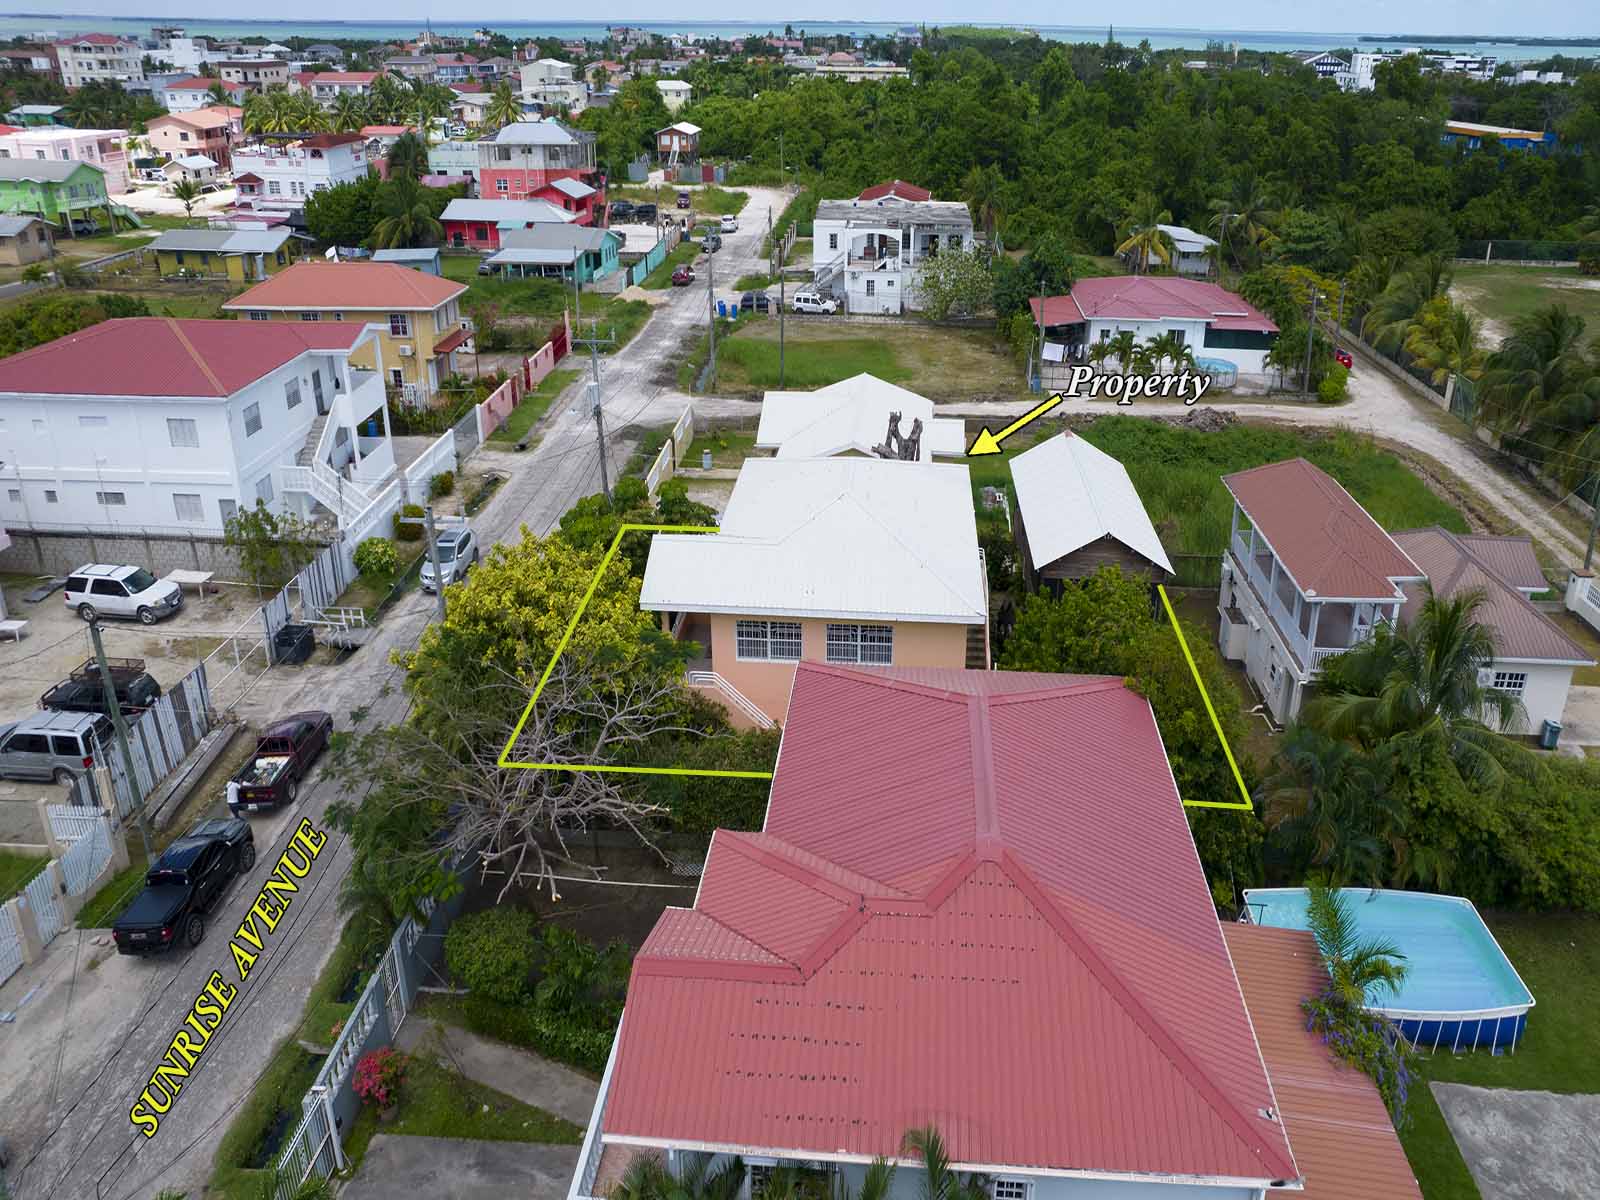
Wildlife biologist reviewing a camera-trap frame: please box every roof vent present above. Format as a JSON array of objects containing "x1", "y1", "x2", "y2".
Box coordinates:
[{"x1": 1258, "y1": 1106, "x2": 1278, "y2": 1122}]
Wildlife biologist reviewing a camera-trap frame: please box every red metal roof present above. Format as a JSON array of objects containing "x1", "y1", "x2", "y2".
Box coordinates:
[
  {"x1": 1222, "y1": 925, "x2": 1422, "y2": 1200},
  {"x1": 1067, "y1": 276, "x2": 1278, "y2": 333},
  {"x1": 603, "y1": 664, "x2": 1300, "y2": 1184},
  {"x1": 431, "y1": 325, "x2": 471, "y2": 354},
  {"x1": 0, "y1": 318, "x2": 362, "y2": 398},
  {"x1": 1028, "y1": 293, "x2": 1085, "y2": 327},
  {"x1": 1224, "y1": 459, "x2": 1423, "y2": 600},
  {"x1": 858, "y1": 179, "x2": 932, "y2": 202},
  {"x1": 310, "y1": 71, "x2": 380, "y2": 84},
  {"x1": 224, "y1": 261, "x2": 465, "y2": 311},
  {"x1": 1454, "y1": 534, "x2": 1547, "y2": 591}
]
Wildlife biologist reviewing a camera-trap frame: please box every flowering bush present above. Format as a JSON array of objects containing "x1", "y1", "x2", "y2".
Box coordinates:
[
  {"x1": 1301, "y1": 985, "x2": 1419, "y2": 1124},
  {"x1": 352, "y1": 1047, "x2": 407, "y2": 1110},
  {"x1": 353, "y1": 536, "x2": 399, "y2": 580}
]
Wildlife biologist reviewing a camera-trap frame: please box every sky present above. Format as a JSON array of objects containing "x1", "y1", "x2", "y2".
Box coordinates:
[{"x1": 22, "y1": 2, "x2": 1600, "y2": 38}]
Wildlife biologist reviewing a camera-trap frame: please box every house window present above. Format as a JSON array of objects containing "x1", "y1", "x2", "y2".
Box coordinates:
[
  {"x1": 94, "y1": 491, "x2": 127, "y2": 506},
  {"x1": 389, "y1": 313, "x2": 410, "y2": 337},
  {"x1": 172, "y1": 493, "x2": 203, "y2": 522},
  {"x1": 243, "y1": 402, "x2": 262, "y2": 436},
  {"x1": 248, "y1": 310, "x2": 270, "y2": 322},
  {"x1": 827, "y1": 233, "x2": 837, "y2": 250},
  {"x1": 1492, "y1": 670, "x2": 1527, "y2": 695},
  {"x1": 496, "y1": 177, "x2": 509, "y2": 193},
  {"x1": 6, "y1": 489, "x2": 18, "y2": 502},
  {"x1": 992, "y1": 1183, "x2": 1030, "y2": 1200},
  {"x1": 219, "y1": 498, "x2": 238, "y2": 524},
  {"x1": 255, "y1": 474, "x2": 274, "y2": 504},
  {"x1": 826, "y1": 623, "x2": 892, "y2": 665},
  {"x1": 44, "y1": 490, "x2": 57, "y2": 503},
  {"x1": 300, "y1": 311, "x2": 320, "y2": 322},
  {"x1": 173, "y1": 251, "x2": 186, "y2": 267},
  {"x1": 390, "y1": 368, "x2": 404, "y2": 388},
  {"x1": 865, "y1": 278, "x2": 875, "y2": 296},
  {"x1": 78, "y1": 415, "x2": 108, "y2": 427},
  {"x1": 735, "y1": 619, "x2": 802, "y2": 662},
  {"x1": 167, "y1": 417, "x2": 199, "y2": 447},
  {"x1": 268, "y1": 180, "x2": 281, "y2": 195}
]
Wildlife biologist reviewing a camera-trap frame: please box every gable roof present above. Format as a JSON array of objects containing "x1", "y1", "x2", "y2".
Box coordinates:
[
  {"x1": 0, "y1": 318, "x2": 362, "y2": 399},
  {"x1": 1157, "y1": 222, "x2": 1219, "y2": 253},
  {"x1": 541, "y1": 176, "x2": 595, "y2": 199},
  {"x1": 755, "y1": 373, "x2": 965, "y2": 461},
  {"x1": 1223, "y1": 925, "x2": 1421, "y2": 1200},
  {"x1": 1392, "y1": 527, "x2": 1593, "y2": 665},
  {"x1": 1223, "y1": 459, "x2": 1423, "y2": 600},
  {"x1": 858, "y1": 178, "x2": 931, "y2": 202},
  {"x1": 150, "y1": 228, "x2": 291, "y2": 254},
  {"x1": 166, "y1": 154, "x2": 218, "y2": 170},
  {"x1": 439, "y1": 197, "x2": 577, "y2": 226},
  {"x1": 640, "y1": 457, "x2": 987, "y2": 624},
  {"x1": 1454, "y1": 534, "x2": 1547, "y2": 591},
  {"x1": 1011, "y1": 431, "x2": 1174, "y2": 574},
  {"x1": 372, "y1": 246, "x2": 441, "y2": 263},
  {"x1": 603, "y1": 664, "x2": 1300, "y2": 1184},
  {"x1": 222, "y1": 261, "x2": 464, "y2": 312},
  {"x1": 150, "y1": 106, "x2": 241, "y2": 130},
  {"x1": 0, "y1": 158, "x2": 104, "y2": 184},
  {"x1": 490, "y1": 120, "x2": 584, "y2": 145},
  {"x1": 657, "y1": 121, "x2": 701, "y2": 136},
  {"x1": 1066, "y1": 276, "x2": 1278, "y2": 333},
  {"x1": 0, "y1": 214, "x2": 45, "y2": 237}
]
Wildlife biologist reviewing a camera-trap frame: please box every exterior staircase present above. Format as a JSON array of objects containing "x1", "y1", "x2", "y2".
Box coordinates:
[
  {"x1": 965, "y1": 625, "x2": 988, "y2": 670},
  {"x1": 686, "y1": 671, "x2": 774, "y2": 729},
  {"x1": 296, "y1": 414, "x2": 330, "y2": 466},
  {"x1": 813, "y1": 251, "x2": 847, "y2": 293}
]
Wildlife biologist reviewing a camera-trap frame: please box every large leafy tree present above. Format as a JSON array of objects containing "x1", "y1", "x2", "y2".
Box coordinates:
[
  {"x1": 1475, "y1": 304, "x2": 1600, "y2": 489},
  {"x1": 367, "y1": 176, "x2": 444, "y2": 249},
  {"x1": 304, "y1": 172, "x2": 382, "y2": 245},
  {"x1": 384, "y1": 130, "x2": 431, "y2": 182}
]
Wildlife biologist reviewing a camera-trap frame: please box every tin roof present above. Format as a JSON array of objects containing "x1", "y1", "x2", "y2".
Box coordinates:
[
  {"x1": 1066, "y1": 276, "x2": 1278, "y2": 333},
  {"x1": 1010, "y1": 431, "x2": 1174, "y2": 574},
  {"x1": 1453, "y1": 534, "x2": 1547, "y2": 591},
  {"x1": 755, "y1": 373, "x2": 965, "y2": 461},
  {"x1": 439, "y1": 197, "x2": 577, "y2": 226},
  {"x1": 1223, "y1": 459, "x2": 1424, "y2": 600},
  {"x1": 858, "y1": 178, "x2": 931, "y2": 201},
  {"x1": 1392, "y1": 527, "x2": 1593, "y2": 665},
  {"x1": 150, "y1": 228, "x2": 291, "y2": 254},
  {"x1": 1222, "y1": 925, "x2": 1422, "y2": 1200},
  {"x1": 0, "y1": 158, "x2": 104, "y2": 184},
  {"x1": 603, "y1": 664, "x2": 1300, "y2": 1184},
  {"x1": 223, "y1": 261, "x2": 464, "y2": 312}
]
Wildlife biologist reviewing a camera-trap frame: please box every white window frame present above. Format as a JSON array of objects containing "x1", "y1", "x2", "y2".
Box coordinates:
[
  {"x1": 94, "y1": 490, "x2": 127, "y2": 506},
  {"x1": 991, "y1": 1182, "x2": 1030, "y2": 1200},
  {"x1": 249, "y1": 310, "x2": 270, "y2": 321},
  {"x1": 389, "y1": 313, "x2": 411, "y2": 337},
  {"x1": 172, "y1": 492, "x2": 204, "y2": 522},
  {"x1": 255, "y1": 474, "x2": 274, "y2": 504},
  {"x1": 735, "y1": 619, "x2": 802, "y2": 662},
  {"x1": 167, "y1": 417, "x2": 199, "y2": 447},
  {"x1": 825, "y1": 623, "x2": 893, "y2": 665},
  {"x1": 243, "y1": 402, "x2": 262, "y2": 436},
  {"x1": 1491, "y1": 670, "x2": 1527, "y2": 695}
]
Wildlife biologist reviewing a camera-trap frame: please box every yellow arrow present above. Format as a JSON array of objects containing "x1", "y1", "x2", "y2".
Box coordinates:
[{"x1": 966, "y1": 392, "x2": 1065, "y2": 456}]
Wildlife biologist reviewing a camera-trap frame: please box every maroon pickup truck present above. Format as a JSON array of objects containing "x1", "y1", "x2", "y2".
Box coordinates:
[{"x1": 227, "y1": 711, "x2": 333, "y2": 815}]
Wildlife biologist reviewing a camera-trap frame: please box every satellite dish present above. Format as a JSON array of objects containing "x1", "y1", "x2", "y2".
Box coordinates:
[{"x1": 324, "y1": 246, "x2": 339, "y2": 261}]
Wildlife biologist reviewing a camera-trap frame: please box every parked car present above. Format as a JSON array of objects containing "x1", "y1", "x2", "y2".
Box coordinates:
[
  {"x1": 227, "y1": 711, "x2": 333, "y2": 814},
  {"x1": 609, "y1": 200, "x2": 635, "y2": 222},
  {"x1": 63, "y1": 564, "x2": 183, "y2": 626},
  {"x1": 720, "y1": 214, "x2": 739, "y2": 233},
  {"x1": 792, "y1": 291, "x2": 839, "y2": 315},
  {"x1": 477, "y1": 260, "x2": 500, "y2": 276},
  {"x1": 635, "y1": 202, "x2": 658, "y2": 223},
  {"x1": 703, "y1": 233, "x2": 722, "y2": 253},
  {"x1": 41, "y1": 657, "x2": 161, "y2": 719},
  {"x1": 671, "y1": 265, "x2": 696, "y2": 286},
  {"x1": 69, "y1": 218, "x2": 100, "y2": 236},
  {"x1": 1334, "y1": 348, "x2": 1354, "y2": 370},
  {"x1": 0, "y1": 709, "x2": 111, "y2": 785},
  {"x1": 676, "y1": 190, "x2": 692, "y2": 209},
  {"x1": 420, "y1": 525, "x2": 479, "y2": 593},
  {"x1": 112, "y1": 817, "x2": 255, "y2": 954},
  {"x1": 740, "y1": 291, "x2": 771, "y2": 314}
]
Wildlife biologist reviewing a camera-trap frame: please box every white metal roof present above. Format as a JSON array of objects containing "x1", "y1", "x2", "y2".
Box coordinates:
[
  {"x1": 1156, "y1": 223, "x2": 1217, "y2": 253},
  {"x1": 641, "y1": 457, "x2": 987, "y2": 624},
  {"x1": 1009, "y1": 432, "x2": 1174, "y2": 574},
  {"x1": 755, "y1": 374, "x2": 966, "y2": 461},
  {"x1": 545, "y1": 176, "x2": 595, "y2": 199},
  {"x1": 439, "y1": 197, "x2": 577, "y2": 225}
]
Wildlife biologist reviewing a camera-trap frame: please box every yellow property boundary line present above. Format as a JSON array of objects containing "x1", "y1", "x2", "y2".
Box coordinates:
[
  {"x1": 498, "y1": 523, "x2": 776, "y2": 778},
  {"x1": 498, "y1": 528, "x2": 1254, "y2": 809}
]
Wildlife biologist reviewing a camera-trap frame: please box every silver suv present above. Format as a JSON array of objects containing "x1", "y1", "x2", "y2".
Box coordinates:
[
  {"x1": 64, "y1": 564, "x2": 184, "y2": 626},
  {"x1": 0, "y1": 709, "x2": 112, "y2": 785},
  {"x1": 420, "y1": 526, "x2": 479, "y2": 593}
]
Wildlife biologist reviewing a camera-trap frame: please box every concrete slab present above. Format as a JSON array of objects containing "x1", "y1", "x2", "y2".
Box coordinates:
[
  {"x1": 341, "y1": 1134, "x2": 581, "y2": 1200},
  {"x1": 395, "y1": 1017, "x2": 599, "y2": 1126},
  {"x1": 1432, "y1": 1082, "x2": 1600, "y2": 1200},
  {"x1": 1555, "y1": 684, "x2": 1600, "y2": 751}
]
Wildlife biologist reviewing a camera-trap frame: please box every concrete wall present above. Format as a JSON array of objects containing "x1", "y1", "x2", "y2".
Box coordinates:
[{"x1": 0, "y1": 525, "x2": 254, "y2": 576}]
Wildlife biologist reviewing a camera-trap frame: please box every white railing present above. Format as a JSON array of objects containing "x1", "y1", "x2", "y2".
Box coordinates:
[
  {"x1": 23, "y1": 869, "x2": 63, "y2": 945},
  {"x1": 402, "y1": 430, "x2": 458, "y2": 488},
  {"x1": 686, "y1": 670, "x2": 775, "y2": 729},
  {"x1": 47, "y1": 805, "x2": 107, "y2": 845},
  {"x1": 0, "y1": 904, "x2": 23, "y2": 990},
  {"x1": 1577, "y1": 577, "x2": 1600, "y2": 633},
  {"x1": 568, "y1": 1021, "x2": 622, "y2": 1200}
]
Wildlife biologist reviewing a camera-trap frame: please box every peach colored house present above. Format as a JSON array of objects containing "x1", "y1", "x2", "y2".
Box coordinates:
[{"x1": 641, "y1": 457, "x2": 989, "y2": 727}]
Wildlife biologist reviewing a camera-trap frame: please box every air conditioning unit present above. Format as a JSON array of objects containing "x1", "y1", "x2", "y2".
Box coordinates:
[
  {"x1": 397, "y1": 344, "x2": 414, "y2": 357},
  {"x1": 1477, "y1": 667, "x2": 1495, "y2": 687}
]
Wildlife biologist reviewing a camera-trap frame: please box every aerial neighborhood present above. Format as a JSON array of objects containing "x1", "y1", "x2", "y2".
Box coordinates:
[{"x1": 0, "y1": 15, "x2": 1597, "y2": 1200}]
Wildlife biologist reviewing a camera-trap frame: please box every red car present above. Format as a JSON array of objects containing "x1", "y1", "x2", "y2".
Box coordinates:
[
  {"x1": 1334, "y1": 348, "x2": 1354, "y2": 370},
  {"x1": 671, "y1": 266, "x2": 696, "y2": 286}
]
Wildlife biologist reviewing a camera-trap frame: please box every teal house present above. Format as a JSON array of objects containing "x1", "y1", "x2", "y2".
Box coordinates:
[
  {"x1": 483, "y1": 224, "x2": 622, "y2": 282},
  {"x1": 0, "y1": 159, "x2": 113, "y2": 233}
]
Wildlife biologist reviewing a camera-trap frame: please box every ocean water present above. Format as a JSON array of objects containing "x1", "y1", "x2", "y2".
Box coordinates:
[{"x1": 3, "y1": 14, "x2": 1595, "y2": 63}]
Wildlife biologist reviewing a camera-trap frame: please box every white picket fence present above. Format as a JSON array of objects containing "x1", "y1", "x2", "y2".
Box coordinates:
[
  {"x1": 59, "y1": 815, "x2": 113, "y2": 896},
  {"x1": 23, "y1": 868, "x2": 64, "y2": 945},
  {"x1": 48, "y1": 804, "x2": 107, "y2": 845},
  {"x1": 0, "y1": 903, "x2": 24, "y2": 989}
]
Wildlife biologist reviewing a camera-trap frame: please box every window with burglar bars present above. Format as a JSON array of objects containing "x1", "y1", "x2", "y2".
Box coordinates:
[
  {"x1": 735, "y1": 619, "x2": 802, "y2": 661},
  {"x1": 1492, "y1": 670, "x2": 1527, "y2": 695},
  {"x1": 825, "y1": 623, "x2": 893, "y2": 665}
]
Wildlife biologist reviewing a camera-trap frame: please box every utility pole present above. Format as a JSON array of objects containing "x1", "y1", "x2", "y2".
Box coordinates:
[
  {"x1": 706, "y1": 235, "x2": 717, "y2": 390},
  {"x1": 420, "y1": 504, "x2": 447, "y2": 623},
  {"x1": 88, "y1": 620, "x2": 153, "y2": 866},
  {"x1": 1302, "y1": 291, "x2": 1319, "y2": 397},
  {"x1": 1336, "y1": 278, "x2": 1347, "y2": 335},
  {"x1": 574, "y1": 322, "x2": 617, "y2": 501},
  {"x1": 1036, "y1": 277, "x2": 1047, "y2": 389}
]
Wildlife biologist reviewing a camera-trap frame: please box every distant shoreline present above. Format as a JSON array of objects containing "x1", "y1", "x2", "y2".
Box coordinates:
[{"x1": 1359, "y1": 34, "x2": 1600, "y2": 47}]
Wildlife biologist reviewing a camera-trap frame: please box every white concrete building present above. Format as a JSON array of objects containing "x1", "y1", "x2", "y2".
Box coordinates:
[
  {"x1": 1152, "y1": 223, "x2": 1218, "y2": 276},
  {"x1": 0, "y1": 127, "x2": 131, "y2": 195},
  {"x1": 520, "y1": 59, "x2": 586, "y2": 112},
  {"x1": 755, "y1": 374, "x2": 966, "y2": 461},
  {"x1": 655, "y1": 79, "x2": 692, "y2": 111},
  {"x1": 0, "y1": 317, "x2": 396, "y2": 536},
  {"x1": 230, "y1": 133, "x2": 368, "y2": 212},
  {"x1": 811, "y1": 187, "x2": 973, "y2": 315},
  {"x1": 54, "y1": 34, "x2": 144, "y2": 88}
]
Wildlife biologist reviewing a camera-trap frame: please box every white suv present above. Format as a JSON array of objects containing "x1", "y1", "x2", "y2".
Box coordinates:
[
  {"x1": 792, "y1": 291, "x2": 839, "y2": 315},
  {"x1": 720, "y1": 214, "x2": 739, "y2": 233},
  {"x1": 420, "y1": 526, "x2": 480, "y2": 593},
  {"x1": 64, "y1": 564, "x2": 184, "y2": 626}
]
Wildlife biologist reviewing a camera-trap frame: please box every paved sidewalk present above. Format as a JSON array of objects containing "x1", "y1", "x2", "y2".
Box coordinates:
[
  {"x1": 395, "y1": 1015, "x2": 600, "y2": 1126},
  {"x1": 342, "y1": 1135, "x2": 581, "y2": 1200},
  {"x1": 1433, "y1": 1082, "x2": 1600, "y2": 1200}
]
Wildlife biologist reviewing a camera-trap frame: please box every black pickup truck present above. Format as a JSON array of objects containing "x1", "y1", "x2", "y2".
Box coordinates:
[
  {"x1": 41, "y1": 657, "x2": 161, "y2": 718},
  {"x1": 112, "y1": 817, "x2": 255, "y2": 954}
]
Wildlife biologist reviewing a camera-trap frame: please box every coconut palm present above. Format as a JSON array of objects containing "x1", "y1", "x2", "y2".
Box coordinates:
[
  {"x1": 246, "y1": 89, "x2": 300, "y2": 134},
  {"x1": 1105, "y1": 329, "x2": 1140, "y2": 375},
  {"x1": 1145, "y1": 330, "x2": 1194, "y2": 374},
  {"x1": 961, "y1": 163, "x2": 1003, "y2": 244},
  {"x1": 485, "y1": 79, "x2": 523, "y2": 130},
  {"x1": 612, "y1": 1153, "x2": 745, "y2": 1200},
  {"x1": 900, "y1": 1128, "x2": 986, "y2": 1200},
  {"x1": 329, "y1": 92, "x2": 369, "y2": 133},
  {"x1": 1207, "y1": 171, "x2": 1273, "y2": 271},
  {"x1": 1402, "y1": 298, "x2": 1484, "y2": 386},
  {"x1": 171, "y1": 177, "x2": 201, "y2": 222},
  {"x1": 1087, "y1": 339, "x2": 1114, "y2": 372},
  {"x1": 412, "y1": 84, "x2": 453, "y2": 141},
  {"x1": 1115, "y1": 193, "x2": 1176, "y2": 274},
  {"x1": 368, "y1": 175, "x2": 443, "y2": 249},
  {"x1": 367, "y1": 73, "x2": 408, "y2": 124},
  {"x1": 1476, "y1": 304, "x2": 1600, "y2": 477},
  {"x1": 290, "y1": 93, "x2": 330, "y2": 132},
  {"x1": 385, "y1": 131, "x2": 430, "y2": 183},
  {"x1": 1360, "y1": 254, "x2": 1450, "y2": 353},
  {"x1": 206, "y1": 80, "x2": 231, "y2": 106},
  {"x1": 1304, "y1": 881, "x2": 1409, "y2": 1006}
]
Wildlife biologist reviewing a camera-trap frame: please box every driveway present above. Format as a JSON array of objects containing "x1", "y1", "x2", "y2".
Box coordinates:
[
  {"x1": 1433, "y1": 1082, "x2": 1600, "y2": 1200},
  {"x1": 341, "y1": 1135, "x2": 581, "y2": 1200}
]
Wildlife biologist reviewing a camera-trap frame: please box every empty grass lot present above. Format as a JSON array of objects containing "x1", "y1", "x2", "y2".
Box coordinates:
[
  {"x1": 1451, "y1": 264, "x2": 1600, "y2": 342},
  {"x1": 0, "y1": 850, "x2": 47, "y2": 898},
  {"x1": 489, "y1": 368, "x2": 582, "y2": 445},
  {"x1": 710, "y1": 320, "x2": 1023, "y2": 398},
  {"x1": 684, "y1": 428, "x2": 760, "y2": 468},
  {"x1": 441, "y1": 257, "x2": 651, "y2": 350},
  {"x1": 609, "y1": 183, "x2": 748, "y2": 218}
]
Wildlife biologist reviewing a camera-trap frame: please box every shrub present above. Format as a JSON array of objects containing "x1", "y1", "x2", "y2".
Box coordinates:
[
  {"x1": 1318, "y1": 363, "x2": 1350, "y2": 404},
  {"x1": 352, "y1": 1047, "x2": 407, "y2": 1109},
  {"x1": 393, "y1": 503, "x2": 424, "y2": 541},
  {"x1": 444, "y1": 907, "x2": 539, "y2": 1004},
  {"x1": 1579, "y1": 245, "x2": 1600, "y2": 277},
  {"x1": 429, "y1": 470, "x2": 455, "y2": 498},
  {"x1": 353, "y1": 536, "x2": 398, "y2": 580}
]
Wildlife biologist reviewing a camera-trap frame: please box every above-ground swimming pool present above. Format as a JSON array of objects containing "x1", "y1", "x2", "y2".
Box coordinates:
[{"x1": 1241, "y1": 887, "x2": 1535, "y2": 1051}]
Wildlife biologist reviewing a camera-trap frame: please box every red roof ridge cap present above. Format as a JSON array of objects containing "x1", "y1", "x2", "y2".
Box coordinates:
[
  {"x1": 164, "y1": 317, "x2": 227, "y2": 395},
  {"x1": 717, "y1": 830, "x2": 875, "y2": 907},
  {"x1": 986, "y1": 677, "x2": 1129, "y2": 706},
  {"x1": 997, "y1": 848, "x2": 1299, "y2": 1179}
]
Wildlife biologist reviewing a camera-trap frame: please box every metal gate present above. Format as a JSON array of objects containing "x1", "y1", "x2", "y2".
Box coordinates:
[
  {"x1": 452, "y1": 405, "x2": 481, "y2": 458},
  {"x1": 24, "y1": 868, "x2": 64, "y2": 944},
  {"x1": 273, "y1": 1089, "x2": 342, "y2": 1200}
]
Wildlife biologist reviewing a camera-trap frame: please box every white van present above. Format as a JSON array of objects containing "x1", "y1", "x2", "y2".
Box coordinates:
[{"x1": 791, "y1": 291, "x2": 839, "y2": 315}]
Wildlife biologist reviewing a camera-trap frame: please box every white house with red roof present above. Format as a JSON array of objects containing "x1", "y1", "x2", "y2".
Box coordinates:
[
  {"x1": 229, "y1": 133, "x2": 368, "y2": 213},
  {"x1": 570, "y1": 662, "x2": 1311, "y2": 1200},
  {"x1": 54, "y1": 34, "x2": 143, "y2": 88},
  {"x1": 1031, "y1": 277, "x2": 1279, "y2": 379},
  {"x1": 0, "y1": 318, "x2": 395, "y2": 536}
]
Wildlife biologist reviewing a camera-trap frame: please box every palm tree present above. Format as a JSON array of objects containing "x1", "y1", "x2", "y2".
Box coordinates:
[
  {"x1": 1307, "y1": 584, "x2": 1526, "y2": 787},
  {"x1": 368, "y1": 73, "x2": 407, "y2": 124},
  {"x1": 961, "y1": 163, "x2": 1003, "y2": 245},
  {"x1": 900, "y1": 1128, "x2": 986, "y2": 1200},
  {"x1": 1304, "y1": 881, "x2": 1408, "y2": 1007},
  {"x1": 1402, "y1": 298, "x2": 1484, "y2": 386},
  {"x1": 171, "y1": 177, "x2": 201, "y2": 222},
  {"x1": 412, "y1": 84, "x2": 453, "y2": 141},
  {"x1": 1207, "y1": 171, "x2": 1273, "y2": 271},
  {"x1": 1145, "y1": 330, "x2": 1193, "y2": 375},
  {"x1": 329, "y1": 92, "x2": 369, "y2": 133},
  {"x1": 1087, "y1": 339, "x2": 1113, "y2": 373},
  {"x1": 1476, "y1": 304, "x2": 1600, "y2": 480},
  {"x1": 385, "y1": 131, "x2": 430, "y2": 183},
  {"x1": 838, "y1": 1160, "x2": 896, "y2": 1200},
  {"x1": 290, "y1": 93, "x2": 330, "y2": 132},
  {"x1": 1361, "y1": 254, "x2": 1450, "y2": 353},
  {"x1": 612, "y1": 1153, "x2": 744, "y2": 1200},
  {"x1": 248, "y1": 89, "x2": 300, "y2": 134},
  {"x1": 368, "y1": 176, "x2": 443, "y2": 249},
  {"x1": 206, "y1": 80, "x2": 231, "y2": 106},
  {"x1": 485, "y1": 79, "x2": 523, "y2": 130},
  {"x1": 1115, "y1": 193, "x2": 1176, "y2": 274},
  {"x1": 1106, "y1": 329, "x2": 1140, "y2": 375}
]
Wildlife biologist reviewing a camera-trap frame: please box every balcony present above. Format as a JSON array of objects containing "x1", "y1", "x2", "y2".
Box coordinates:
[{"x1": 1229, "y1": 531, "x2": 1384, "y2": 675}]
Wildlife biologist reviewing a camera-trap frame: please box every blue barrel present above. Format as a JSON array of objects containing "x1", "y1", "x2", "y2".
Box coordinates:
[{"x1": 716, "y1": 300, "x2": 727, "y2": 318}]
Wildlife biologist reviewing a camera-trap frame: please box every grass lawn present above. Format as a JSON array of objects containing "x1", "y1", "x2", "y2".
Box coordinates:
[
  {"x1": 73, "y1": 859, "x2": 148, "y2": 927},
  {"x1": 710, "y1": 320, "x2": 1023, "y2": 398},
  {"x1": 1399, "y1": 1084, "x2": 1483, "y2": 1200},
  {"x1": 608, "y1": 183, "x2": 748, "y2": 218},
  {"x1": 445, "y1": 261, "x2": 651, "y2": 351},
  {"x1": 340, "y1": 1054, "x2": 581, "y2": 1170},
  {"x1": 1451, "y1": 264, "x2": 1600, "y2": 342},
  {"x1": 638, "y1": 240, "x2": 701, "y2": 289},
  {"x1": 732, "y1": 272, "x2": 776, "y2": 292},
  {"x1": 488, "y1": 367, "x2": 581, "y2": 444},
  {"x1": 685, "y1": 428, "x2": 760, "y2": 468},
  {"x1": 0, "y1": 850, "x2": 47, "y2": 899},
  {"x1": 1547, "y1": 610, "x2": 1600, "y2": 686}
]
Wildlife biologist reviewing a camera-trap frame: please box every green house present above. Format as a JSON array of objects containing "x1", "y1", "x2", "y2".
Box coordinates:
[
  {"x1": 483, "y1": 224, "x2": 622, "y2": 283},
  {"x1": 0, "y1": 159, "x2": 112, "y2": 233}
]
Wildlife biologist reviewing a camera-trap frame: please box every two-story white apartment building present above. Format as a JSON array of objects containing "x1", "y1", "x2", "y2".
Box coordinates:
[
  {"x1": 0, "y1": 317, "x2": 396, "y2": 536},
  {"x1": 230, "y1": 133, "x2": 368, "y2": 212},
  {"x1": 811, "y1": 182, "x2": 974, "y2": 315},
  {"x1": 217, "y1": 59, "x2": 289, "y2": 89},
  {"x1": 0, "y1": 127, "x2": 130, "y2": 195},
  {"x1": 54, "y1": 34, "x2": 144, "y2": 88},
  {"x1": 520, "y1": 58, "x2": 586, "y2": 112}
]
